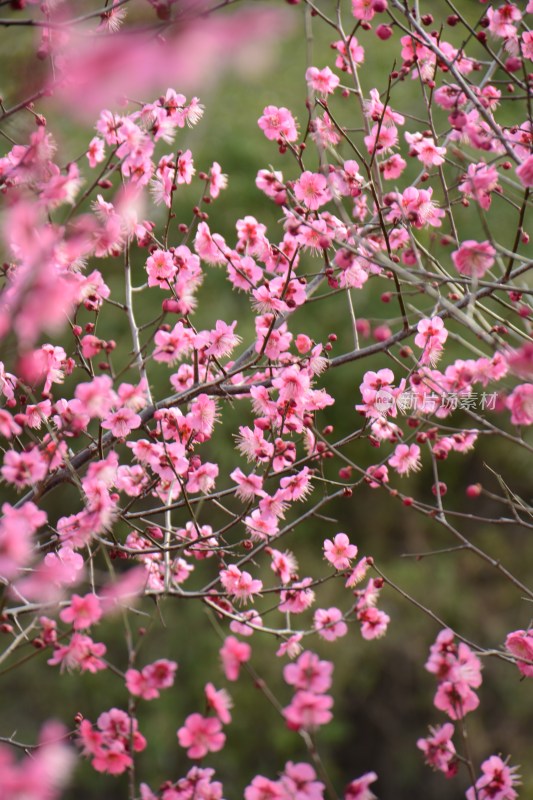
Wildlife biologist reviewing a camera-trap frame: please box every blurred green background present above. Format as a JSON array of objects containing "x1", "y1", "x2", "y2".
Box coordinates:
[{"x1": 1, "y1": 1, "x2": 532, "y2": 798}]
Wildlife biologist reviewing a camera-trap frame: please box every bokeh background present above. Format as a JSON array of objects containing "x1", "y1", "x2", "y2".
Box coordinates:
[{"x1": 1, "y1": 1, "x2": 532, "y2": 797}]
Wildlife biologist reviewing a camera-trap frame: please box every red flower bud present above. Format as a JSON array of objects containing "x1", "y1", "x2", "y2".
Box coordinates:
[{"x1": 376, "y1": 24, "x2": 393, "y2": 40}]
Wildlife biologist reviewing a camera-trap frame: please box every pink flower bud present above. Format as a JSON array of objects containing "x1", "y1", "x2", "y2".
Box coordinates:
[
  {"x1": 505, "y1": 57, "x2": 522, "y2": 73},
  {"x1": 162, "y1": 299, "x2": 181, "y2": 314},
  {"x1": 376, "y1": 24, "x2": 393, "y2": 40},
  {"x1": 373, "y1": 324, "x2": 392, "y2": 342}
]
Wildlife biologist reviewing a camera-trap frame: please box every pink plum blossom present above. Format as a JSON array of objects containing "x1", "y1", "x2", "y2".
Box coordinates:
[
  {"x1": 283, "y1": 690, "x2": 333, "y2": 732},
  {"x1": 388, "y1": 444, "x2": 421, "y2": 476},
  {"x1": 433, "y1": 680, "x2": 480, "y2": 720},
  {"x1": 258, "y1": 106, "x2": 298, "y2": 142},
  {"x1": 208, "y1": 162, "x2": 228, "y2": 199},
  {"x1": 101, "y1": 407, "x2": 142, "y2": 438},
  {"x1": 314, "y1": 607, "x2": 348, "y2": 641},
  {"x1": 357, "y1": 607, "x2": 390, "y2": 640},
  {"x1": 451, "y1": 240, "x2": 496, "y2": 278},
  {"x1": 405, "y1": 132, "x2": 446, "y2": 167},
  {"x1": 323, "y1": 533, "x2": 358, "y2": 570},
  {"x1": 414, "y1": 317, "x2": 448, "y2": 366},
  {"x1": 351, "y1": 0, "x2": 377, "y2": 21},
  {"x1": 279, "y1": 578, "x2": 316, "y2": 614},
  {"x1": 205, "y1": 683, "x2": 233, "y2": 724},
  {"x1": 0, "y1": 501, "x2": 46, "y2": 582},
  {"x1": 293, "y1": 172, "x2": 331, "y2": 211},
  {"x1": 146, "y1": 249, "x2": 177, "y2": 287},
  {"x1": 417, "y1": 723, "x2": 457, "y2": 777},
  {"x1": 344, "y1": 772, "x2": 378, "y2": 800},
  {"x1": 48, "y1": 633, "x2": 107, "y2": 674},
  {"x1": 305, "y1": 66, "x2": 340, "y2": 95},
  {"x1": 177, "y1": 714, "x2": 226, "y2": 759},
  {"x1": 78, "y1": 708, "x2": 145, "y2": 775},
  {"x1": 60, "y1": 593, "x2": 102, "y2": 630},
  {"x1": 2, "y1": 447, "x2": 48, "y2": 488},
  {"x1": 466, "y1": 756, "x2": 520, "y2": 800},
  {"x1": 0, "y1": 721, "x2": 75, "y2": 800},
  {"x1": 220, "y1": 635, "x2": 251, "y2": 681},
  {"x1": 283, "y1": 651, "x2": 333, "y2": 694},
  {"x1": 505, "y1": 629, "x2": 533, "y2": 677},
  {"x1": 220, "y1": 564, "x2": 263, "y2": 604},
  {"x1": 245, "y1": 776, "x2": 284, "y2": 800},
  {"x1": 332, "y1": 38, "x2": 365, "y2": 71},
  {"x1": 516, "y1": 154, "x2": 533, "y2": 187},
  {"x1": 125, "y1": 659, "x2": 177, "y2": 700},
  {"x1": 205, "y1": 320, "x2": 241, "y2": 359},
  {"x1": 487, "y1": 5, "x2": 521, "y2": 39},
  {"x1": 506, "y1": 384, "x2": 533, "y2": 425},
  {"x1": 281, "y1": 762, "x2": 325, "y2": 800}
]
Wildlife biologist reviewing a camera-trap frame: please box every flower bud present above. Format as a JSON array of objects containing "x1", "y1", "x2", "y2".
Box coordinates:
[
  {"x1": 505, "y1": 57, "x2": 522, "y2": 73},
  {"x1": 162, "y1": 299, "x2": 181, "y2": 314},
  {"x1": 376, "y1": 24, "x2": 393, "y2": 40}
]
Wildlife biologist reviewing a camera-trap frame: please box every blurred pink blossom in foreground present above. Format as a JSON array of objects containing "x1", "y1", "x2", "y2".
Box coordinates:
[{"x1": 52, "y1": 6, "x2": 293, "y2": 117}]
